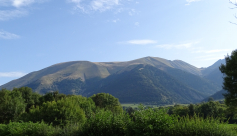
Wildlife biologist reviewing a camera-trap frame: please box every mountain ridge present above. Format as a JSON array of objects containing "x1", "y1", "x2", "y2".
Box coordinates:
[{"x1": 0, "y1": 56, "x2": 224, "y2": 104}]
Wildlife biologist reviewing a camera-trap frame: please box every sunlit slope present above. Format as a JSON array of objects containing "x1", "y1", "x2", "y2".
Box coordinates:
[
  {"x1": 1, "y1": 61, "x2": 111, "y2": 90},
  {"x1": 86, "y1": 64, "x2": 206, "y2": 104},
  {"x1": 0, "y1": 56, "x2": 219, "y2": 96}
]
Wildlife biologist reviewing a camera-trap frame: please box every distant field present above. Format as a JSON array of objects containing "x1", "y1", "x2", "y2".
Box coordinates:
[{"x1": 121, "y1": 103, "x2": 189, "y2": 108}]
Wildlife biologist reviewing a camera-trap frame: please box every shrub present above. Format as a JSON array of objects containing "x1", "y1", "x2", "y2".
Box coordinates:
[
  {"x1": 127, "y1": 106, "x2": 174, "y2": 136},
  {"x1": 83, "y1": 109, "x2": 131, "y2": 136},
  {"x1": 166, "y1": 114, "x2": 237, "y2": 136}
]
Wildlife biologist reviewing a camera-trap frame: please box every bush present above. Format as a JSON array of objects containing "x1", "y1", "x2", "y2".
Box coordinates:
[
  {"x1": 128, "y1": 106, "x2": 174, "y2": 136},
  {"x1": 166, "y1": 114, "x2": 237, "y2": 136},
  {"x1": 0, "y1": 121, "x2": 57, "y2": 136},
  {"x1": 83, "y1": 109, "x2": 131, "y2": 136},
  {"x1": 22, "y1": 96, "x2": 86, "y2": 126}
]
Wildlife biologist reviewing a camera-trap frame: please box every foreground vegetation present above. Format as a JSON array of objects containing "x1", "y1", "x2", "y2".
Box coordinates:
[{"x1": 1, "y1": 87, "x2": 237, "y2": 136}]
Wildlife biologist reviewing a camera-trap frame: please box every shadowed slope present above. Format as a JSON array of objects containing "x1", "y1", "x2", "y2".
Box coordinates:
[{"x1": 86, "y1": 64, "x2": 207, "y2": 104}]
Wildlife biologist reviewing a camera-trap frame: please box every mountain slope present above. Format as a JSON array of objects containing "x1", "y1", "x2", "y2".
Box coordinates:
[
  {"x1": 0, "y1": 57, "x2": 204, "y2": 91},
  {"x1": 85, "y1": 64, "x2": 207, "y2": 104},
  {"x1": 0, "y1": 56, "x2": 223, "y2": 104},
  {"x1": 201, "y1": 59, "x2": 225, "y2": 88},
  {"x1": 202, "y1": 90, "x2": 226, "y2": 101},
  {"x1": 163, "y1": 67, "x2": 221, "y2": 95}
]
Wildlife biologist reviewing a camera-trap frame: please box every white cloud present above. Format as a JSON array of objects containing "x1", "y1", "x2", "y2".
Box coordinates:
[
  {"x1": 193, "y1": 49, "x2": 231, "y2": 54},
  {"x1": 128, "y1": 8, "x2": 136, "y2": 16},
  {"x1": 0, "y1": 0, "x2": 47, "y2": 21},
  {"x1": 12, "y1": 0, "x2": 35, "y2": 7},
  {"x1": 68, "y1": 0, "x2": 131, "y2": 12},
  {"x1": 127, "y1": 39, "x2": 157, "y2": 45},
  {"x1": 91, "y1": 0, "x2": 119, "y2": 11},
  {"x1": 230, "y1": 0, "x2": 237, "y2": 3},
  {"x1": 135, "y1": 22, "x2": 139, "y2": 26},
  {"x1": 155, "y1": 42, "x2": 198, "y2": 49},
  {"x1": 0, "y1": 0, "x2": 46, "y2": 8},
  {"x1": 195, "y1": 54, "x2": 225, "y2": 61},
  {"x1": 0, "y1": 30, "x2": 20, "y2": 39},
  {"x1": 186, "y1": 0, "x2": 201, "y2": 2},
  {"x1": 112, "y1": 18, "x2": 120, "y2": 23},
  {"x1": 0, "y1": 9, "x2": 28, "y2": 21},
  {"x1": 0, "y1": 72, "x2": 27, "y2": 77},
  {"x1": 185, "y1": 0, "x2": 201, "y2": 5}
]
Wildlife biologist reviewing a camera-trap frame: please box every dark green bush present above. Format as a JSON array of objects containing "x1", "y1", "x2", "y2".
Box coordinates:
[{"x1": 22, "y1": 96, "x2": 86, "y2": 126}]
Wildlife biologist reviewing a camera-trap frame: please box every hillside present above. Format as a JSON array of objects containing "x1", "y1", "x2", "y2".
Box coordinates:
[
  {"x1": 202, "y1": 89, "x2": 226, "y2": 101},
  {"x1": 85, "y1": 64, "x2": 206, "y2": 104},
  {"x1": 0, "y1": 56, "x2": 224, "y2": 104}
]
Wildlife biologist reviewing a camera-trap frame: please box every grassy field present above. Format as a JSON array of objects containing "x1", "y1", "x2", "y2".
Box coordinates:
[{"x1": 121, "y1": 103, "x2": 189, "y2": 108}]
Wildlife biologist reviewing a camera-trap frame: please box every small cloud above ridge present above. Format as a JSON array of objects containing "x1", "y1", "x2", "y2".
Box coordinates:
[
  {"x1": 193, "y1": 49, "x2": 231, "y2": 54},
  {"x1": 185, "y1": 0, "x2": 201, "y2": 5},
  {"x1": 155, "y1": 42, "x2": 198, "y2": 49},
  {"x1": 0, "y1": 9, "x2": 28, "y2": 21},
  {"x1": 68, "y1": 0, "x2": 121, "y2": 12},
  {"x1": 126, "y1": 39, "x2": 157, "y2": 45},
  {"x1": 0, "y1": 30, "x2": 20, "y2": 39},
  {"x1": 0, "y1": 72, "x2": 27, "y2": 78}
]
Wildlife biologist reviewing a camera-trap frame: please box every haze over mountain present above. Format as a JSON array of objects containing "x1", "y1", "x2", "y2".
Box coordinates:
[{"x1": 0, "y1": 57, "x2": 225, "y2": 104}]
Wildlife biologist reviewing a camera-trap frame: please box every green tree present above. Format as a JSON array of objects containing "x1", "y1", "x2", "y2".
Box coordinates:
[
  {"x1": 12, "y1": 87, "x2": 41, "y2": 111},
  {"x1": 23, "y1": 96, "x2": 86, "y2": 126},
  {"x1": 90, "y1": 93, "x2": 123, "y2": 113},
  {"x1": 0, "y1": 89, "x2": 26, "y2": 123},
  {"x1": 219, "y1": 49, "x2": 237, "y2": 108}
]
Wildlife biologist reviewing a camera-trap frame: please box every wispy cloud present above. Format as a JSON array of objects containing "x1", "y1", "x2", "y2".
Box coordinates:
[
  {"x1": 0, "y1": 0, "x2": 47, "y2": 21},
  {"x1": 112, "y1": 18, "x2": 120, "y2": 23},
  {"x1": 0, "y1": 72, "x2": 27, "y2": 78},
  {"x1": 68, "y1": 0, "x2": 120, "y2": 12},
  {"x1": 185, "y1": 0, "x2": 201, "y2": 5},
  {"x1": 127, "y1": 39, "x2": 157, "y2": 45},
  {"x1": 135, "y1": 22, "x2": 139, "y2": 26},
  {"x1": 195, "y1": 54, "x2": 225, "y2": 61},
  {"x1": 230, "y1": 0, "x2": 237, "y2": 4},
  {"x1": 0, "y1": 0, "x2": 46, "y2": 8},
  {"x1": 0, "y1": 9, "x2": 28, "y2": 21},
  {"x1": 155, "y1": 42, "x2": 198, "y2": 49},
  {"x1": 91, "y1": 0, "x2": 119, "y2": 11},
  {"x1": 193, "y1": 49, "x2": 231, "y2": 54},
  {"x1": 0, "y1": 30, "x2": 20, "y2": 39},
  {"x1": 12, "y1": 0, "x2": 35, "y2": 7},
  {"x1": 128, "y1": 9, "x2": 136, "y2": 16}
]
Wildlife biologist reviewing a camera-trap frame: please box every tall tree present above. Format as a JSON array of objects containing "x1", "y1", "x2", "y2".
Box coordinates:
[
  {"x1": 219, "y1": 49, "x2": 237, "y2": 108},
  {"x1": 0, "y1": 89, "x2": 26, "y2": 123}
]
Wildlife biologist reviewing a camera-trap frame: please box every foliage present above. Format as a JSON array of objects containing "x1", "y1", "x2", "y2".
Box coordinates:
[
  {"x1": 12, "y1": 87, "x2": 41, "y2": 111},
  {"x1": 90, "y1": 93, "x2": 123, "y2": 114},
  {"x1": 219, "y1": 49, "x2": 237, "y2": 108},
  {"x1": 0, "y1": 89, "x2": 26, "y2": 123},
  {"x1": 83, "y1": 110, "x2": 131, "y2": 136},
  {"x1": 128, "y1": 106, "x2": 174, "y2": 136},
  {"x1": 22, "y1": 96, "x2": 86, "y2": 126},
  {"x1": 1, "y1": 87, "x2": 237, "y2": 136},
  {"x1": 166, "y1": 115, "x2": 236, "y2": 136}
]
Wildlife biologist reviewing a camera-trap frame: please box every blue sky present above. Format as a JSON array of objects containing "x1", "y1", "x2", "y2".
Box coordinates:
[{"x1": 1, "y1": 0, "x2": 237, "y2": 86}]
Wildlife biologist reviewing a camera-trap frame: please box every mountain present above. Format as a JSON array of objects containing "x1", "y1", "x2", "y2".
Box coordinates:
[
  {"x1": 202, "y1": 90, "x2": 226, "y2": 102},
  {"x1": 201, "y1": 59, "x2": 225, "y2": 88},
  {"x1": 85, "y1": 64, "x2": 207, "y2": 104},
  {"x1": 0, "y1": 56, "x2": 224, "y2": 104}
]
